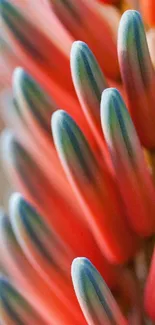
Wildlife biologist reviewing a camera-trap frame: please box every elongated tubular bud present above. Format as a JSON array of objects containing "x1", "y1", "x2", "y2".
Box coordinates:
[
  {"x1": 71, "y1": 41, "x2": 107, "y2": 135},
  {"x1": 52, "y1": 110, "x2": 139, "y2": 264},
  {"x1": 72, "y1": 258, "x2": 127, "y2": 325},
  {"x1": 13, "y1": 67, "x2": 57, "y2": 144},
  {"x1": 0, "y1": 276, "x2": 46, "y2": 325},
  {"x1": 71, "y1": 41, "x2": 112, "y2": 167},
  {"x1": 12, "y1": 67, "x2": 69, "y2": 180},
  {"x1": 9, "y1": 193, "x2": 74, "y2": 279},
  {"x1": 101, "y1": 88, "x2": 155, "y2": 236},
  {"x1": 0, "y1": 213, "x2": 86, "y2": 325},
  {"x1": 118, "y1": 10, "x2": 155, "y2": 149},
  {"x1": 0, "y1": 214, "x2": 63, "y2": 324},
  {"x1": 9, "y1": 192, "x2": 86, "y2": 323}
]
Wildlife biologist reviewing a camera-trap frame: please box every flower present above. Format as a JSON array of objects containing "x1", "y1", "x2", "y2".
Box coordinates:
[{"x1": 1, "y1": 0, "x2": 155, "y2": 324}]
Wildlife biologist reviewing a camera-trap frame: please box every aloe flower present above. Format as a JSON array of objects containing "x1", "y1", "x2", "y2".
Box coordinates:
[{"x1": 1, "y1": 0, "x2": 155, "y2": 324}]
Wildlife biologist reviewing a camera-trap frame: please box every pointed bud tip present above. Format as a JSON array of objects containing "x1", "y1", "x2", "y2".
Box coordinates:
[
  {"x1": 101, "y1": 87, "x2": 129, "y2": 145},
  {"x1": 13, "y1": 67, "x2": 31, "y2": 95},
  {"x1": 9, "y1": 192, "x2": 37, "y2": 228},
  {"x1": 70, "y1": 40, "x2": 94, "y2": 71},
  {"x1": 71, "y1": 257, "x2": 92, "y2": 280},
  {"x1": 118, "y1": 9, "x2": 143, "y2": 47},
  {"x1": 71, "y1": 41, "x2": 89, "y2": 55},
  {"x1": 101, "y1": 87, "x2": 121, "y2": 114},
  {"x1": 9, "y1": 192, "x2": 23, "y2": 216},
  {"x1": 120, "y1": 9, "x2": 141, "y2": 23},
  {"x1": 13, "y1": 67, "x2": 26, "y2": 87},
  {"x1": 51, "y1": 109, "x2": 70, "y2": 137},
  {"x1": 101, "y1": 87, "x2": 120, "y2": 101}
]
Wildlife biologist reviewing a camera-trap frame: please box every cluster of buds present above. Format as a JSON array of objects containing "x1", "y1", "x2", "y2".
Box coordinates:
[{"x1": 1, "y1": 0, "x2": 155, "y2": 324}]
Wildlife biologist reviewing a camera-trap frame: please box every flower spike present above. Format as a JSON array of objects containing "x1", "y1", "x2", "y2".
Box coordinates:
[
  {"x1": 118, "y1": 9, "x2": 155, "y2": 149},
  {"x1": 101, "y1": 88, "x2": 155, "y2": 236},
  {"x1": 1, "y1": 1, "x2": 155, "y2": 322},
  {"x1": 71, "y1": 257, "x2": 127, "y2": 325}
]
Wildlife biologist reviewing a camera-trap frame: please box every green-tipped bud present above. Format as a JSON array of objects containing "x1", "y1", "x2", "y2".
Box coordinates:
[
  {"x1": 52, "y1": 110, "x2": 139, "y2": 264},
  {"x1": 0, "y1": 276, "x2": 45, "y2": 324},
  {"x1": 71, "y1": 41, "x2": 107, "y2": 144},
  {"x1": 72, "y1": 258, "x2": 126, "y2": 325},
  {"x1": 118, "y1": 10, "x2": 155, "y2": 148},
  {"x1": 13, "y1": 67, "x2": 57, "y2": 138},
  {"x1": 9, "y1": 193, "x2": 72, "y2": 277},
  {"x1": 101, "y1": 88, "x2": 155, "y2": 236}
]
